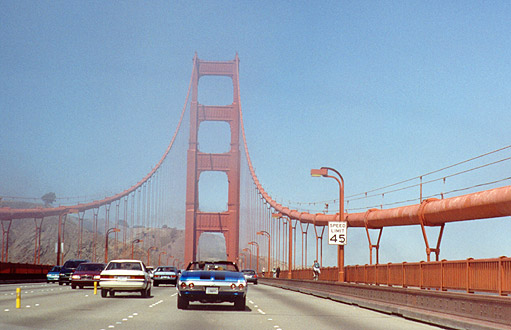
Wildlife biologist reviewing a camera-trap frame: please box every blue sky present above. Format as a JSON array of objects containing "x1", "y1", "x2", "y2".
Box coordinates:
[{"x1": 1, "y1": 1, "x2": 510, "y2": 264}]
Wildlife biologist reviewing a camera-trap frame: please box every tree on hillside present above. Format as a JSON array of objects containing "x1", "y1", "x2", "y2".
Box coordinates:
[{"x1": 41, "y1": 192, "x2": 56, "y2": 206}]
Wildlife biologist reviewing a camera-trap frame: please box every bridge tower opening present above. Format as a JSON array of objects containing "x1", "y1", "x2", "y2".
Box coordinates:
[{"x1": 184, "y1": 54, "x2": 241, "y2": 264}]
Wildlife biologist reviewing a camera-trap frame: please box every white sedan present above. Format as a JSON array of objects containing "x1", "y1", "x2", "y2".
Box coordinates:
[{"x1": 99, "y1": 259, "x2": 152, "y2": 298}]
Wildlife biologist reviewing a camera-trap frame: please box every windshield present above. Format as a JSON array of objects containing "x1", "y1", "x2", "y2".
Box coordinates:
[
  {"x1": 106, "y1": 262, "x2": 143, "y2": 271},
  {"x1": 50, "y1": 266, "x2": 61, "y2": 272}
]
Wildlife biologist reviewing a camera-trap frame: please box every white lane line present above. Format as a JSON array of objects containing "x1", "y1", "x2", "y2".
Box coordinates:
[{"x1": 257, "y1": 308, "x2": 266, "y2": 315}]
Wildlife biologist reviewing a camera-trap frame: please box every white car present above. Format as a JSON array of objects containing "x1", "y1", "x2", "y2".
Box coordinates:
[{"x1": 99, "y1": 259, "x2": 152, "y2": 298}]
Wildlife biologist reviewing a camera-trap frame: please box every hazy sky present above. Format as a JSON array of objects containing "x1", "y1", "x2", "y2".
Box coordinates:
[{"x1": 1, "y1": 1, "x2": 510, "y2": 264}]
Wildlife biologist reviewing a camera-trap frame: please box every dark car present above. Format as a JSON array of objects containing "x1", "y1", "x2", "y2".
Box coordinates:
[
  {"x1": 152, "y1": 266, "x2": 178, "y2": 286},
  {"x1": 46, "y1": 265, "x2": 61, "y2": 283},
  {"x1": 241, "y1": 269, "x2": 258, "y2": 285},
  {"x1": 177, "y1": 260, "x2": 247, "y2": 310},
  {"x1": 59, "y1": 259, "x2": 90, "y2": 285},
  {"x1": 70, "y1": 262, "x2": 106, "y2": 289}
]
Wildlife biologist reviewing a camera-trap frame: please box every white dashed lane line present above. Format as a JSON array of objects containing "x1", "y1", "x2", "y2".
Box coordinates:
[
  {"x1": 248, "y1": 298, "x2": 284, "y2": 329},
  {"x1": 99, "y1": 297, "x2": 170, "y2": 330}
]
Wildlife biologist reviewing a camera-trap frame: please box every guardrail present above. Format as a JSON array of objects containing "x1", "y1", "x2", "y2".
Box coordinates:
[
  {"x1": 274, "y1": 256, "x2": 511, "y2": 296},
  {"x1": 261, "y1": 278, "x2": 511, "y2": 330},
  {"x1": 0, "y1": 262, "x2": 52, "y2": 281}
]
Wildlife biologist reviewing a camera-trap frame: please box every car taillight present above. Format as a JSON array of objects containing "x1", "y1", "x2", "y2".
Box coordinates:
[
  {"x1": 238, "y1": 284, "x2": 244, "y2": 290},
  {"x1": 93, "y1": 275, "x2": 100, "y2": 280},
  {"x1": 100, "y1": 275, "x2": 113, "y2": 279},
  {"x1": 230, "y1": 284, "x2": 236, "y2": 289},
  {"x1": 131, "y1": 275, "x2": 145, "y2": 280},
  {"x1": 180, "y1": 282, "x2": 187, "y2": 289},
  {"x1": 154, "y1": 275, "x2": 160, "y2": 278}
]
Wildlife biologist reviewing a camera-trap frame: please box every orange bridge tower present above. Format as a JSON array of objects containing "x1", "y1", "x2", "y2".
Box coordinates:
[{"x1": 184, "y1": 54, "x2": 241, "y2": 264}]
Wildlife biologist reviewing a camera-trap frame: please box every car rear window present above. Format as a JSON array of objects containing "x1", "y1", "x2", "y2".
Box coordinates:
[
  {"x1": 106, "y1": 262, "x2": 142, "y2": 271},
  {"x1": 76, "y1": 263, "x2": 105, "y2": 272},
  {"x1": 156, "y1": 267, "x2": 176, "y2": 272},
  {"x1": 187, "y1": 262, "x2": 239, "y2": 272},
  {"x1": 63, "y1": 260, "x2": 86, "y2": 268}
]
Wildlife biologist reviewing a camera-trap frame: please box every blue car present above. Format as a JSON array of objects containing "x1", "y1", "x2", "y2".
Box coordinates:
[
  {"x1": 177, "y1": 261, "x2": 247, "y2": 310},
  {"x1": 46, "y1": 266, "x2": 61, "y2": 283}
]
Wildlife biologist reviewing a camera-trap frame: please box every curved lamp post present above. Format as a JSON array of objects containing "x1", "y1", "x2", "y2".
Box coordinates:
[
  {"x1": 131, "y1": 238, "x2": 143, "y2": 259},
  {"x1": 147, "y1": 246, "x2": 157, "y2": 265},
  {"x1": 158, "y1": 251, "x2": 167, "y2": 266},
  {"x1": 248, "y1": 241, "x2": 259, "y2": 273},
  {"x1": 257, "y1": 231, "x2": 271, "y2": 277},
  {"x1": 311, "y1": 167, "x2": 345, "y2": 282},
  {"x1": 105, "y1": 227, "x2": 120, "y2": 263},
  {"x1": 242, "y1": 247, "x2": 252, "y2": 269},
  {"x1": 166, "y1": 255, "x2": 174, "y2": 265}
]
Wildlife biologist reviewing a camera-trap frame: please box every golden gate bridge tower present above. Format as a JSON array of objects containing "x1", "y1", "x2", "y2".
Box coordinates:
[{"x1": 184, "y1": 54, "x2": 241, "y2": 264}]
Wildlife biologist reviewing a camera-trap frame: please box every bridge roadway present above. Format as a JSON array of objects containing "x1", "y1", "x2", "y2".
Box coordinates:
[{"x1": 0, "y1": 282, "x2": 440, "y2": 330}]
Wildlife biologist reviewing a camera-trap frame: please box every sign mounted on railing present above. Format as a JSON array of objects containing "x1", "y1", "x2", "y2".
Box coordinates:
[{"x1": 328, "y1": 221, "x2": 347, "y2": 245}]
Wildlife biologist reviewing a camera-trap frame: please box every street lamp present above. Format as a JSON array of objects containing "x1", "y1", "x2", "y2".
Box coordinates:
[
  {"x1": 248, "y1": 241, "x2": 259, "y2": 273},
  {"x1": 167, "y1": 255, "x2": 174, "y2": 265},
  {"x1": 257, "y1": 231, "x2": 271, "y2": 277},
  {"x1": 131, "y1": 238, "x2": 143, "y2": 259},
  {"x1": 147, "y1": 246, "x2": 157, "y2": 265},
  {"x1": 311, "y1": 167, "x2": 346, "y2": 282},
  {"x1": 239, "y1": 252, "x2": 247, "y2": 269},
  {"x1": 105, "y1": 227, "x2": 120, "y2": 263},
  {"x1": 242, "y1": 248, "x2": 252, "y2": 269},
  {"x1": 158, "y1": 251, "x2": 167, "y2": 266}
]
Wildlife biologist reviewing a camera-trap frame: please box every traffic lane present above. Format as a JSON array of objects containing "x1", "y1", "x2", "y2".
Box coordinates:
[
  {"x1": 0, "y1": 284, "x2": 265, "y2": 330},
  {"x1": 249, "y1": 284, "x2": 442, "y2": 330},
  {"x1": 0, "y1": 283, "x2": 168, "y2": 330},
  {"x1": 0, "y1": 283, "x2": 72, "y2": 306}
]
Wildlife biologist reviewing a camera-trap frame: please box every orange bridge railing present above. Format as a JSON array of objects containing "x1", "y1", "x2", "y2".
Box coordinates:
[{"x1": 276, "y1": 256, "x2": 511, "y2": 296}]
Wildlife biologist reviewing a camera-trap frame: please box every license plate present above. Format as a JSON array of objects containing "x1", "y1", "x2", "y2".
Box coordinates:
[
  {"x1": 116, "y1": 276, "x2": 128, "y2": 281},
  {"x1": 206, "y1": 287, "x2": 219, "y2": 294}
]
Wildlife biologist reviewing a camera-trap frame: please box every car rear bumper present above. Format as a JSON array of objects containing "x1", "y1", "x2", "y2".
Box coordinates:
[
  {"x1": 100, "y1": 280, "x2": 148, "y2": 291},
  {"x1": 179, "y1": 290, "x2": 245, "y2": 303}
]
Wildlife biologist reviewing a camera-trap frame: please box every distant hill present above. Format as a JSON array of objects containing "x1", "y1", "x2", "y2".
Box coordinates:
[{"x1": 1, "y1": 201, "x2": 227, "y2": 266}]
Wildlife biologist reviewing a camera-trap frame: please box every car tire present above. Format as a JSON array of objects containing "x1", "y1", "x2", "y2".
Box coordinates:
[
  {"x1": 110, "y1": 290, "x2": 115, "y2": 297},
  {"x1": 71, "y1": 284, "x2": 76, "y2": 289},
  {"x1": 254, "y1": 280, "x2": 258, "y2": 285},
  {"x1": 59, "y1": 282, "x2": 63, "y2": 286},
  {"x1": 177, "y1": 295, "x2": 188, "y2": 309},
  {"x1": 154, "y1": 283, "x2": 159, "y2": 287},
  {"x1": 101, "y1": 289, "x2": 107, "y2": 298},
  {"x1": 234, "y1": 296, "x2": 246, "y2": 311}
]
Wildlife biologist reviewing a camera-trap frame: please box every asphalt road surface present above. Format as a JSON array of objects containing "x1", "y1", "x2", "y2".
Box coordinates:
[{"x1": 0, "y1": 282, "x2": 442, "y2": 330}]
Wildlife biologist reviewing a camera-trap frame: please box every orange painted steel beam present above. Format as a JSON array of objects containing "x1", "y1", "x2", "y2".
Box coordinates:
[
  {"x1": 239, "y1": 91, "x2": 511, "y2": 227},
  {"x1": 257, "y1": 185, "x2": 511, "y2": 228}
]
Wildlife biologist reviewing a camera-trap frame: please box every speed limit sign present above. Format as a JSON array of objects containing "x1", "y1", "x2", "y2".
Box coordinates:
[{"x1": 328, "y1": 221, "x2": 347, "y2": 245}]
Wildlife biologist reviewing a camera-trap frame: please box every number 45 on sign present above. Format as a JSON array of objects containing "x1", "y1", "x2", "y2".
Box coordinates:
[{"x1": 328, "y1": 221, "x2": 347, "y2": 245}]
